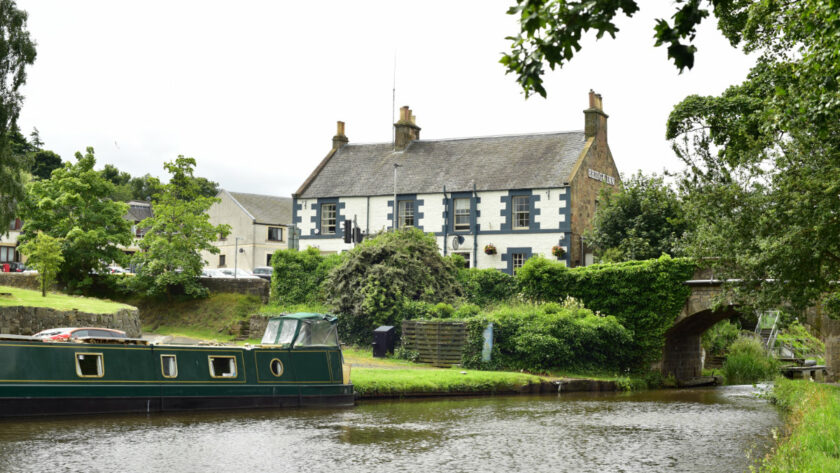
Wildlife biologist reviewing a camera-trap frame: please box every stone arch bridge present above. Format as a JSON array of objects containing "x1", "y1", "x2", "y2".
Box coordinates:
[{"x1": 661, "y1": 269, "x2": 764, "y2": 381}]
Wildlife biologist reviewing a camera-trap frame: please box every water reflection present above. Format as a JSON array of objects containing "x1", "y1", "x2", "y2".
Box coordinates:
[{"x1": 0, "y1": 385, "x2": 780, "y2": 473}]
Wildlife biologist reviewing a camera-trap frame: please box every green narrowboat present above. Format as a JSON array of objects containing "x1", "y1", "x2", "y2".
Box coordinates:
[{"x1": 0, "y1": 313, "x2": 354, "y2": 417}]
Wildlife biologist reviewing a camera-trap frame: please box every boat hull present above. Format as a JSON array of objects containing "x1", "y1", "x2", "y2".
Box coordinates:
[{"x1": 0, "y1": 338, "x2": 355, "y2": 418}]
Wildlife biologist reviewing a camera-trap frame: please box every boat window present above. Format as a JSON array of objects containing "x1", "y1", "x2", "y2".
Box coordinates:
[
  {"x1": 276, "y1": 319, "x2": 299, "y2": 345},
  {"x1": 261, "y1": 320, "x2": 280, "y2": 344},
  {"x1": 293, "y1": 320, "x2": 339, "y2": 348},
  {"x1": 161, "y1": 355, "x2": 178, "y2": 378},
  {"x1": 208, "y1": 356, "x2": 237, "y2": 378},
  {"x1": 270, "y1": 358, "x2": 284, "y2": 377},
  {"x1": 75, "y1": 353, "x2": 104, "y2": 377}
]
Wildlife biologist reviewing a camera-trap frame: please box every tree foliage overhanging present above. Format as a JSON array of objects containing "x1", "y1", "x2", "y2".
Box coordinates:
[
  {"x1": 502, "y1": 0, "x2": 750, "y2": 97},
  {"x1": 666, "y1": 0, "x2": 840, "y2": 317}
]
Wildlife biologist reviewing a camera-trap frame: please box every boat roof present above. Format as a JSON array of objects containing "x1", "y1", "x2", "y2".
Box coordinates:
[{"x1": 269, "y1": 313, "x2": 336, "y2": 322}]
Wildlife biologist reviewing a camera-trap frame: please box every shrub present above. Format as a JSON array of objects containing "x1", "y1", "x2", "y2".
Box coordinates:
[
  {"x1": 457, "y1": 267, "x2": 517, "y2": 306},
  {"x1": 516, "y1": 254, "x2": 697, "y2": 369},
  {"x1": 269, "y1": 247, "x2": 342, "y2": 305},
  {"x1": 776, "y1": 321, "x2": 824, "y2": 360},
  {"x1": 461, "y1": 302, "x2": 633, "y2": 372},
  {"x1": 326, "y1": 229, "x2": 462, "y2": 345},
  {"x1": 702, "y1": 319, "x2": 741, "y2": 357},
  {"x1": 722, "y1": 336, "x2": 780, "y2": 384}
]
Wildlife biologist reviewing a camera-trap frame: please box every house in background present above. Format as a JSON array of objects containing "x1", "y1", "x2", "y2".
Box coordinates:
[
  {"x1": 0, "y1": 219, "x2": 23, "y2": 265},
  {"x1": 202, "y1": 190, "x2": 293, "y2": 272},
  {"x1": 292, "y1": 90, "x2": 621, "y2": 273},
  {"x1": 123, "y1": 200, "x2": 153, "y2": 257}
]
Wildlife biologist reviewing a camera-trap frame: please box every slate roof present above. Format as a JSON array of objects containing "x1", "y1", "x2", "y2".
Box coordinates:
[
  {"x1": 227, "y1": 191, "x2": 292, "y2": 225},
  {"x1": 297, "y1": 131, "x2": 588, "y2": 199},
  {"x1": 124, "y1": 201, "x2": 153, "y2": 222}
]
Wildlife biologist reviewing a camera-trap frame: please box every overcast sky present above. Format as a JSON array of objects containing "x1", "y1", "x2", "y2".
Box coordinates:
[{"x1": 16, "y1": 1, "x2": 755, "y2": 196}]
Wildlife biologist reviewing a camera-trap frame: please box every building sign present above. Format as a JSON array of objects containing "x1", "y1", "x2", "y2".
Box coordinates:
[{"x1": 588, "y1": 168, "x2": 616, "y2": 186}]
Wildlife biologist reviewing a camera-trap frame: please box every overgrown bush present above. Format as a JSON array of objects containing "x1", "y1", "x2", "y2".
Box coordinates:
[
  {"x1": 776, "y1": 321, "x2": 824, "y2": 360},
  {"x1": 461, "y1": 301, "x2": 633, "y2": 372},
  {"x1": 457, "y1": 267, "x2": 517, "y2": 306},
  {"x1": 269, "y1": 247, "x2": 342, "y2": 305},
  {"x1": 516, "y1": 255, "x2": 696, "y2": 369},
  {"x1": 325, "y1": 229, "x2": 462, "y2": 345},
  {"x1": 702, "y1": 319, "x2": 741, "y2": 357},
  {"x1": 722, "y1": 336, "x2": 780, "y2": 384}
]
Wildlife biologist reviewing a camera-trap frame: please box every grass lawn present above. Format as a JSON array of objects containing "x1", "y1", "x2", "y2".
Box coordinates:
[
  {"x1": 351, "y1": 366, "x2": 544, "y2": 396},
  {"x1": 0, "y1": 285, "x2": 134, "y2": 313}
]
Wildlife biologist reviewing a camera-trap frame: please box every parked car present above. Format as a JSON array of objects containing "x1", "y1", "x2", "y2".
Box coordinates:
[
  {"x1": 32, "y1": 327, "x2": 128, "y2": 341},
  {"x1": 216, "y1": 268, "x2": 259, "y2": 279},
  {"x1": 252, "y1": 266, "x2": 273, "y2": 280},
  {"x1": 201, "y1": 268, "x2": 224, "y2": 278},
  {"x1": 6, "y1": 262, "x2": 26, "y2": 272}
]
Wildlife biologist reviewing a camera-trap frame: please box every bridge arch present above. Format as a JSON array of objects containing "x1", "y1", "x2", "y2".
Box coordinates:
[{"x1": 661, "y1": 282, "x2": 742, "y2": 380}]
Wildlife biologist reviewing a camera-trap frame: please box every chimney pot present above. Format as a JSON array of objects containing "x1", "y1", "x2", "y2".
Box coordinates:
[
  {"x1": 584, "y1": 90, "x2": 608, "y2": 139},
  {"x1": 394, "y1": 105, "x2": 421, "y2": 150},
  {"x1": 332, "y1": 120, "x2": 349, "y2": 150}
]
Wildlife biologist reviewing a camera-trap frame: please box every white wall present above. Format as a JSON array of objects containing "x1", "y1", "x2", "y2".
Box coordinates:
[{"x1": 297, "y1": 187, "x2": 570, "y2": 270}]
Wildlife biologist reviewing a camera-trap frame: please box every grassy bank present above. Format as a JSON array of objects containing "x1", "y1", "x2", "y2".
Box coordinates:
[
  {"x1": 755, "y1": 378, "x2": 840, "y2": 472},
  {"x1": 0, "y1": 285, "x2": 133, "y2": 313},
  {"x1": 352, "y1": 367, "x2": 545, "y2": 397},
  {"x1": 133, "y1": 292, "x2": 262, "y2": 342}
]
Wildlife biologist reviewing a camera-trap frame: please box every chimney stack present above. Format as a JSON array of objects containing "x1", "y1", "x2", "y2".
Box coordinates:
[
  {"x1": 332, "y1": 121, "x2": 349, "y2": 150},
  {"x1": 394, "y1": 105, "x2": 421, "y2": 150},
  {"x1": 584, "y1": 90, "x2": 608, "y2": 139}
]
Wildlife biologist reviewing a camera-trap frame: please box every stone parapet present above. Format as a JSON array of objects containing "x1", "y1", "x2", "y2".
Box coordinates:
[{"x1": 200, "y1": 277, "x2": 269, "y2": 303}]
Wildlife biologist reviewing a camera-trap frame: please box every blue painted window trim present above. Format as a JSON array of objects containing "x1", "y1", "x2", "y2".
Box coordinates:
[
  {"x1": 303, "y1": 197, "x2": 345, "y2": 239},
  {"x1": 500, "y1": 190, "x2": 540, "y2": 232},
  {"x1": 388, "y1": 194, "x2": 424, "y2": 231},
  {"x1": 500, "y1": 247, "x2": 533, "y2": 275},
  {"x1": 444, "y1": 191, "x2": 479, "y2": 234}
]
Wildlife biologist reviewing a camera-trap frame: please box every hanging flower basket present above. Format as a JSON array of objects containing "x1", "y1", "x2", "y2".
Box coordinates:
[
  {"x1": 484, "y1": 244, "x2": 497, "y2": 255},
  {"x1": 551, "y1": 245, "x2": 566, "y2": 259}
]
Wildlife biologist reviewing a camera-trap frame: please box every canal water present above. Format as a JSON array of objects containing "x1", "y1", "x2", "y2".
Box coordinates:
[{"x1": 0, "y1": 385, "x2": 781, "y2": 473}]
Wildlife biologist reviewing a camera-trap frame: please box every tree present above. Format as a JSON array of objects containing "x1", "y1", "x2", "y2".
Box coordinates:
[
  {"x1": 18, "y1": 231, "x2": 63, "y2": 296},
  {"x1": 18, "y1": 147, "x2": 132, "y2": 291},
  {"x1": 128, "y1": 173, "x2": 163, "y2": 201},
  {"x1": 664, "y1": 0, "x2": 840, "y2": 316},
  {"x1": 30, "y1": 149, "x2": 62, "y2": 180},
  {"x1": 325, "y1": 229, "x2": 463, "y2": 344},
  {"x1": 132, "y1": 156, "x2": 230, "y2": 299},
  {"x1": 585, "y1": 171, "x2": 688, "y2": 262},
  {"x1": 502, "y1": 0, "x2": 748, "y2": 97},
  {"x1": 0, "y1": 0, "x2": 36, "y2": 231}
]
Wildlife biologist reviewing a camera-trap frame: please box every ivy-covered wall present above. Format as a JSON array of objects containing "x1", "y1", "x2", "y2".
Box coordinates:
[{"x1": 515, "y1": 255, "x2": 697, "y2": 368}]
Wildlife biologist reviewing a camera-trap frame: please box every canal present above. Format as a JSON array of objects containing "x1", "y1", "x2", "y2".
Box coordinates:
[{"x1": 0, "y1": 385, "x2": 781, "y2": 472}]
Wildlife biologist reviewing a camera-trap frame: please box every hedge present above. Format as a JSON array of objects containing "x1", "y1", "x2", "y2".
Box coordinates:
[
  {"x1": 515, "y1": 255, "x2": 697, "y2": 369},
  {"x1": 461, "y1": 301, "x2": 633, "y2": 372},
  {"x1": 269, "y1": 247, "x2": 342, "y2": 306}
]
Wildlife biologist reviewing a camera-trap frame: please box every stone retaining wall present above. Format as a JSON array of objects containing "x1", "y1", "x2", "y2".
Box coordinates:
[
  {"x1": 249, "y1": 314, "x2": 270, "y2": 340},
  {"x1": 200, "y1": 277, "x2": 269, "y2": 303},
  {"x1": 0, "y1": 306, "x2": 141, "y2": 338},
  {"x1": 0, "y1": 273, "x2": 51, "y2": 291}
]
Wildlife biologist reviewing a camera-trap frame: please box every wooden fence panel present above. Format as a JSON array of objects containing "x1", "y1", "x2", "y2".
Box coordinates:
[{"x1": 402, "y1": 320, "x2": 468, "y2": 367}]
